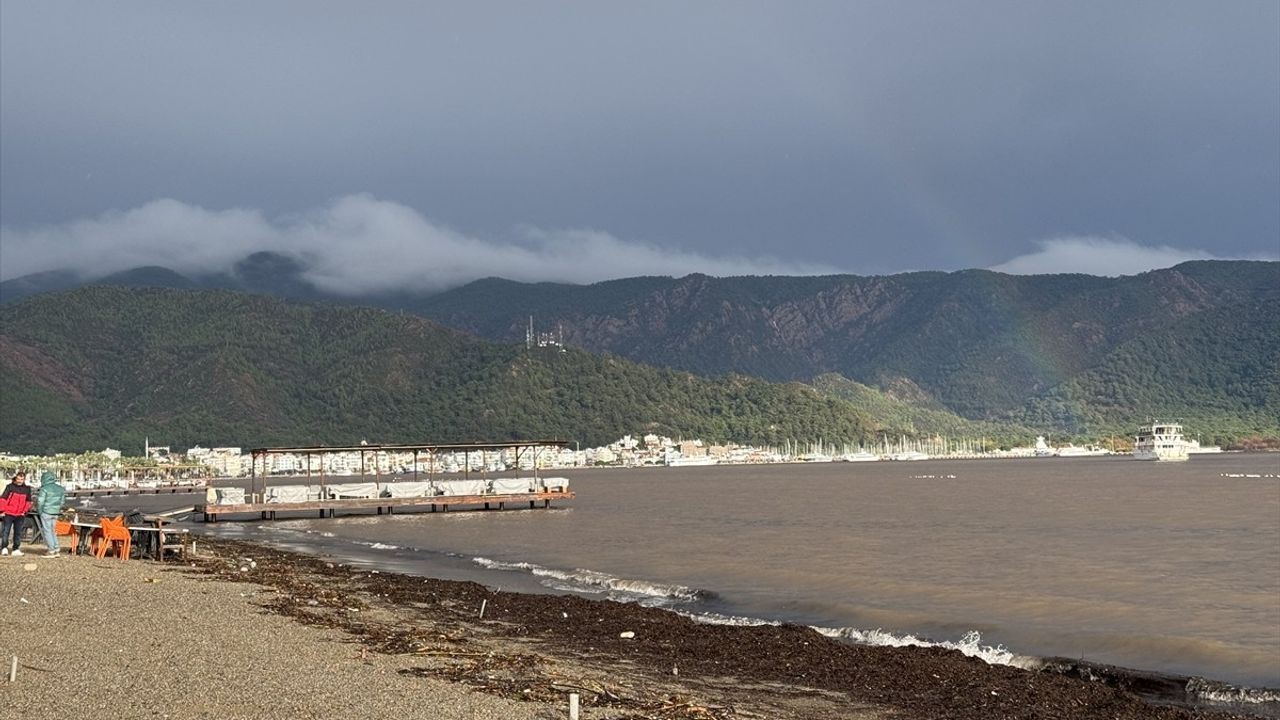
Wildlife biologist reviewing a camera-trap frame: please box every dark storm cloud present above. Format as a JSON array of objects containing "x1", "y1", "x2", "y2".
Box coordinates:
[{"x1": 2, "y1": 1, "x2": 1276, "y2": 287}]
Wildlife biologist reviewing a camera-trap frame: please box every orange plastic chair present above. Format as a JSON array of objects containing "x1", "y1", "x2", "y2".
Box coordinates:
[
  {"x1": 92, "y1": 516, "x2": 131, "y2": 560},
  {"x1": 53, "y1": 519, "x2": 78, "y2": 554}
]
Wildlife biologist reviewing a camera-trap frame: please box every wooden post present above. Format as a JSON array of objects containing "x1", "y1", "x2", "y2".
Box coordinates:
[
  {"x1": 9, "y1": 656, "x2": 16, "y2": 683},
  {"x1": 568, "y1": 693, "x2": 579, "y2": 720}
]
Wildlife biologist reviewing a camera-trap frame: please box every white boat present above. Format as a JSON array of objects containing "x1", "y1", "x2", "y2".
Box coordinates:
[
  {"x1": 1056, "y1": 444, "x2": 1109, "y2": 457},
  {"x1": 666, "y1": 454, "x2": 719, "y2": 467},
  {"x1": 1185, "y1": 439, "x2": 1223, "y2": 454},
  {"x1": 1033, "y1": 436, "x2": 1055, "y2": 457},
  {"x1": 889, "y1": 451, "x2": 929, "y2": 461},
  {"x1": 839, "y1": 451, "x2": 881, "y2": 462},
  {"x1": 1133, "y1": 422, "x2": 1189, "y2": 462}
]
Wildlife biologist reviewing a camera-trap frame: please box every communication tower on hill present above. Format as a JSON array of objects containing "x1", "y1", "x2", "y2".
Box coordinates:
[{"x1": 526, "y1": 316, "x2": 566, "y2": 351}]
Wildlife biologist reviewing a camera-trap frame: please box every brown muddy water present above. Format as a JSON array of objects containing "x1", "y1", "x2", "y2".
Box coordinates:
[{"x1": 100, "y1": 453, "x2": 1280, "y2": 689}]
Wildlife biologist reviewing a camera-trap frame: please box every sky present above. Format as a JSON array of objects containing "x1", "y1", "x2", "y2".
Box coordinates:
[{"x1": 1, "y1": 1, "x2": 1277, "y2": 292}]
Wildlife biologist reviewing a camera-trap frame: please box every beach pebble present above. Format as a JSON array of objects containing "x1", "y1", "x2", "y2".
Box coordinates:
[
  {"x1": 23, "y1": 563, "x2": 37, "y2": 572},
  {"x1": 619, "y1": 631, "x2": 635, "y2": 639}
]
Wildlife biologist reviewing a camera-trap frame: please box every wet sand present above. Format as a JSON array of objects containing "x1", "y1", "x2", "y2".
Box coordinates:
[{"x1": 4, "y1": 536, "x2": 1253, "y2": 719}]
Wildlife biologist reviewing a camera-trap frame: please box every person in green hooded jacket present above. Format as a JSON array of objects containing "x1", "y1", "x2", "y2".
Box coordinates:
[{"x1": 35, "y1": 471, "x2": 66, "y2": 557}]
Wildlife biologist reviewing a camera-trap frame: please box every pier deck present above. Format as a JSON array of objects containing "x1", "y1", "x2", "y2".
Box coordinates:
[
  {"x1": 195, "y1": 490, "x2": 575, "y2": 521},
  {"x1": 68, "y1": 486, "x2": 207, "y2": 498}
]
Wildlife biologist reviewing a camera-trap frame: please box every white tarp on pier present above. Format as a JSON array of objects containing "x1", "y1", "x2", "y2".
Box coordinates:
[
  {"x1": 490, "y1": 477, "x2": 538, "y2": 494},
  {"x1": 381, "y1": 481, "x2": 434, "y2": 498},
  {"x1": 326, "y1": 482, "x2": 379, "y2": 499},
  {"x1": 435, "y1": 479, "x2": 490, "y2": 496},
  {"x1": 540, "y1": 477, "x2": 570, "y2": 492},
  {"x1": 265, "y1": 485, "x2": 312, "y2": 503},
  {"x1": 216, "y1": 487, "x2": 246, "y2": 505}
]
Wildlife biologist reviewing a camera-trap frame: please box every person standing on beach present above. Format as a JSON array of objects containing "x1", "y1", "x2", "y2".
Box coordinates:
[
  {"x1": 0, "y1": 470, "x2": 34, "y2": 556},
  {"x1": 35, "y1": 470, "x2": 66, "y2": 557}
]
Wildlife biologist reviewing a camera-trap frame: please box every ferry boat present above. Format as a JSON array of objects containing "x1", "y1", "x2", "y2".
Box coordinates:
[{"x1": 1132, "y1": 422, "x2": 1189, "y2": 462}]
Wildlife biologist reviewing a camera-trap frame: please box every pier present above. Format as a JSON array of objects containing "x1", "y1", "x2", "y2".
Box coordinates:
[
  {"x1": 196, "y1": 489, "x2": 575, "y2": 521},
  {"x1": 193, "y1": 440, "x2": 575, "y2": 522}
]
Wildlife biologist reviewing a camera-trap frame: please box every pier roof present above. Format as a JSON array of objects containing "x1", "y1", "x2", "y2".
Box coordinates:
[{"x1": 248, "y1": 440, "x2": 570, "y2": 455}]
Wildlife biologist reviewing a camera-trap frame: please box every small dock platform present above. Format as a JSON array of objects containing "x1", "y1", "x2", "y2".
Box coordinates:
[{"x1": 195, "y1": 489, "x2": 574, "y2": 521}]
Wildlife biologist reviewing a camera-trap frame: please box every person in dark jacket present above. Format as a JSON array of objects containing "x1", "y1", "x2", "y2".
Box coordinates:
[
  {"x1": 36, "y1": 470, "x2": 67, "y2": 557},
  {"x1": 1, "y1": 470, "x2": 34, "y2": 556}
]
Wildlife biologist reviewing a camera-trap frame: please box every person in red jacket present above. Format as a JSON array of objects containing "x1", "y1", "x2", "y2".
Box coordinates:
[{"x1": 1, "y1": 470, "x2": 34, "y2": 556}]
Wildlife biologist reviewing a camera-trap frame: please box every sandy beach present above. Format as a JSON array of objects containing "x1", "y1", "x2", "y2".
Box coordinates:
[{"x1": 0, "y1": 538, "x2": 1255, "y2": 720}]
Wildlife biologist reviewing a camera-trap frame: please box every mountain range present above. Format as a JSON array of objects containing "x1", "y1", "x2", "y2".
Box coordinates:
[
  {"x1": 0, "y1": 287, "x2": 884, "y2": 454},
  {"x1": 2, "y1": 258, "x2": 1276, "y2": 450}
]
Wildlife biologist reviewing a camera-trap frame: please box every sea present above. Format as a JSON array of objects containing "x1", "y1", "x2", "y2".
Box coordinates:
[{"x1": 96, "y1": 453, "x2": 1280, "y2": 699}]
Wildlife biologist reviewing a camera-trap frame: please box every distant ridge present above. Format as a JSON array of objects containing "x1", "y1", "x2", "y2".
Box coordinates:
[{"x1": 3, "y1": 259, "x2": 1276, "y2": 441}]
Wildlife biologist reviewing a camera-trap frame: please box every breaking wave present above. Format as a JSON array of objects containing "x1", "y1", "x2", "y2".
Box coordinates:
[
  {"x1": 813, "y1": 627, "x2": 1041, "y2": 670},
  {"x1": 1187, "y1": 677, "x2": 1280, "y2": 705},
  {"x1": 471, "y1": 557, "x2": 713, "y2": 604}
]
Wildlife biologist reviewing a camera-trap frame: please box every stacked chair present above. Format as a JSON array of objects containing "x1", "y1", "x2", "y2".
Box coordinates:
[
  {"x1": 53, "y1": 519, "x2": 79, "y2": 554},
  {"x1": 90, "y1": 515, "x2": 131, "y2": 560}
]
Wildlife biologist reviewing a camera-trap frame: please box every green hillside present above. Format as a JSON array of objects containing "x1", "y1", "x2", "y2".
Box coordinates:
[
  {"x1": 0, "y1": 287, "x2": 875, "y2": 454},
  {"x1": 410, "y1": 261, "x2": 1279, "y2": 421},
  {"x1": 811, "y1": 373, "x2": 1034, "y2": 445},
  {"x1": 1016, "y1": 299, "x2": 1280, "y2": 444}
]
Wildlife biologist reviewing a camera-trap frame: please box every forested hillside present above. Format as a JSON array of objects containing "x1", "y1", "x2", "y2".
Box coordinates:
[
  {"x1": 0, "y1": 287, "x2": 874, "y2": 454},
  {"x1": 408, "y1": 261, "x2": 1279, "y2": 420},
  {"x1": 1017, "y1": 299, "x2": 1280, "y2": 443}
]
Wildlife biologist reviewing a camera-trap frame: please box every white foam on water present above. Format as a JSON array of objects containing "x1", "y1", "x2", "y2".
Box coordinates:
[
  {"x1": 812, "y1": 627, "x2": 1041, "y2": 670},
  {"x1": 682, "y1": 610, "x2": 779, "y2": 627},
  {"x1": 472, "y1": 557, "x2": 707, "y2": 603},
  {"x1": 1187, "y1": 677, "x2": 1280, "y2": 705}
]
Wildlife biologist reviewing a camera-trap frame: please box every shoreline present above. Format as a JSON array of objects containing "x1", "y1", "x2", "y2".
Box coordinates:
[
  {"x1": 190, "y1": 538, "x2": 1277, "y2": 719},
  {"x1": 138, "y1": 538, "x2": 1280, "y2": 716}
]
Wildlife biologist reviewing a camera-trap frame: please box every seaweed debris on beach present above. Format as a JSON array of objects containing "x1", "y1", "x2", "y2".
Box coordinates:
[{"x1": 188, "y1": 537, "x2": 1255, "y2": 720}]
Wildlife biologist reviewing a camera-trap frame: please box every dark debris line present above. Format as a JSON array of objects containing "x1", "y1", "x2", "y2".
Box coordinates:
[{"x1": 180, "y1": 538, "x2": 1249, "y2": 720}]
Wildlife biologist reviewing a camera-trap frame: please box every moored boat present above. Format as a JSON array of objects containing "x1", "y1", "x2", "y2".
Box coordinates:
[
  {"x1": 665, "y1": 454, "x2": 719, "y2": 467},
  {"x1": 1056, "y1": 444, "x2": 1109, "y2": 457}
]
